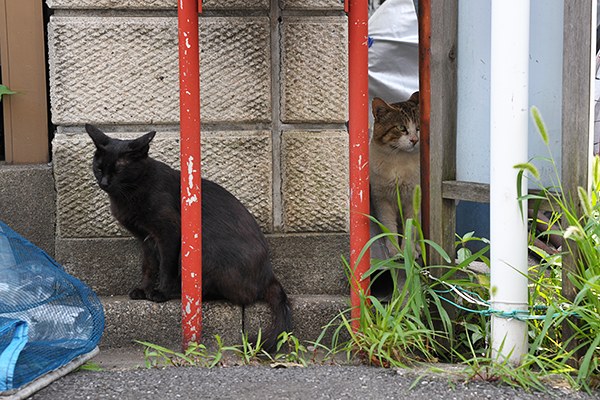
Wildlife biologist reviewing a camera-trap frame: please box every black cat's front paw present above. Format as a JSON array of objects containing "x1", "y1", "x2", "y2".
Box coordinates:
[
  {"x1": 146, "y1": 289, "x2": 169, "y2": 303},
  {"x1": 129, "y1": 288, "x2": 147, "y2": 300}
]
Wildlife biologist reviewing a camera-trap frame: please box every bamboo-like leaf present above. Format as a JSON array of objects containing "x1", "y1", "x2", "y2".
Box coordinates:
[
  {"x1": 422, "y1": 239, "x2": 451, "y2": 263},
  {"x1": 412, "y1": 185, "x2": 421, "y2": 219},
  {"x1": 577, "y1": 334, "x2": 600, "y2": 383},
  {"x1": 593, "y1": 155, "x2": 600, "y2": 190}
]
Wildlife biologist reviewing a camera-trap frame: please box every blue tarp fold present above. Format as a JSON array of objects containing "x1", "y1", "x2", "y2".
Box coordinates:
[{"x1": 0, "y1": 221, "x2": 104, "y2": 392}]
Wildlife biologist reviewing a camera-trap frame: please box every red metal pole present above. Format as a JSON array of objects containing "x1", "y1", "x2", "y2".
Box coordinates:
[
  {"x1": 178, "y1": 0, "x2": 202, "y2": 349},
  {"x1": 418, "y1": 0, "x2": 431, "y2": 249},
  {"x1": 347, "y1": 0, "x2": 370, "y2": 332}
]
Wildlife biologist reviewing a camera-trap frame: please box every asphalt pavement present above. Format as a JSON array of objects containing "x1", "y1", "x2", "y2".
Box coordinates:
[{"x1": 30, "y1": 364, "x2": 598, "y2": 400}]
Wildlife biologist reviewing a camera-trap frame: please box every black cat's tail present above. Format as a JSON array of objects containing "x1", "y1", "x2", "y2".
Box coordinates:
[{"x1": 262, "y1": 276, "x2": 293, "y2": 353}]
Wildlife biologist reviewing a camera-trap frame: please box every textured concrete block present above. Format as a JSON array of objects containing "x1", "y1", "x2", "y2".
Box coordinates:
[
  {"x1": 244, "y1": 294, "x2": 349, "y2": 345},
  {"x1": 55, "y1": 233, "x2": 349, "y2": 297},
  {"x1": 56, "y1": 238, "x2": 141, "y2": 296},
  {"x1": 0, "y1": 165, "x2": 56, "y2": 256},
  {"x1": 101, "y1": 296, "x2": 242, "y2": 349},
  {"x1": 53, "y1": 130, "x2": 272, "y2": 238},
  {"x1": 202, "y1": 131, "x2": 273, "y2": 230},
  {"x1": 282, "y1": 0, "x2": 344, "y2": 10},
  {"x1": 46, "y1": 0, "x2": 269, "y2": 10},
  {"x1": 49, "y1": 16, "x2": 270, "y2": 125},
  {"x1": 199, "y1": 17, "x2": 271, "y2": 124},
  {"x1": 281, "y1": 17, "x2": 348, "y2": 123},
  {"x1": 282, "y1": 130, "x2": 349, "y2": 232},
  {"x1": 269, "y1": 233, "x2": 349, "y2": 296}
]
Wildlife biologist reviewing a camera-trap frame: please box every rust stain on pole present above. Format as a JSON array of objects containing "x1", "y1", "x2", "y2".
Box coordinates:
[
  {"x1": 178, "y1": 0, "x2": 202, "y2": 349},
  {"x1": 418, "y1": 0, "x2": 432, "y2": 250},
  {"x1": 347, "y1": 0, "x2": 371, "y2": 332}
]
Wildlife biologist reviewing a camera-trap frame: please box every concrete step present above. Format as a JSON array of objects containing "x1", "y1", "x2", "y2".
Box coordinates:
[
  {"x1": 57, "y1": 233, "x2": 350, "y2": 297},
  {"x1": 100, "y1": 294, "x2": 349, "y2": 351}
]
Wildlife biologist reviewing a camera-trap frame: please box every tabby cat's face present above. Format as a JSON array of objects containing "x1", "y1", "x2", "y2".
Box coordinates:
[
  {"x1": 86, "y1": 124, "x2": 156, "y2": 194},
  {"x1": 371, "y1": 92, "x2": 420, "y2": 153}
]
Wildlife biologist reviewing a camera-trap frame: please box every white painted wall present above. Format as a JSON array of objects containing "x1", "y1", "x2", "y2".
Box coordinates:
[{"x1": 456, "y1": 0, "x2": 564, "y2": 187}]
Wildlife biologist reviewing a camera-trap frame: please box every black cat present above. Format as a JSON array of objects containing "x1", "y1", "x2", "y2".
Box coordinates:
[{"x1": 85, "y1": 124, "x2": 292, "y2": 349}]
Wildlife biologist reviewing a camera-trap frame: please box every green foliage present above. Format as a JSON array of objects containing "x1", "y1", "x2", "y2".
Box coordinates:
[
  {"x1": 512, "y1": 108, "x2": 600, "y2": 391},
  {"x1": 136, "y1": 331, "x2": 311, "y2": 369},
  {"x1": 75, "y1": 362, "x2": 103, "y2": 372},
  {"x1": 317, "y1": 106, "x2": 599, "y2": 391},
  {"x1": 0, "y1": 84, "x2": 15, "y2": 101},
  {"x1": 272, "y1": 331, "x2": 310, "y2": 367},
  {"x1": 136, "y1": 336, "x2": 240, "y2": 368},
  {"x1": 314, "y1": 188, "x2": 473, "y2": 368}
]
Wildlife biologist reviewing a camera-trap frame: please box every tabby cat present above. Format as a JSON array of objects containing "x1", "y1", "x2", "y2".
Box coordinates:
[
  {"x1": 86, "y1": 124, "x2": 291, "y2": 350},
  {"x1": 369, "y1": 92, "x2": 420, "y2": 257}
]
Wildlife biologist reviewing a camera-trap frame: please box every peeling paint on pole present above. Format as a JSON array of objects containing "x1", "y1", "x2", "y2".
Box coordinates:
[
  {"x1": 347, "y1": 0, "x2": 370, "y2": 332},
  {"x1": 178, "y1": 0, "x2": 202, "y2": 350}
]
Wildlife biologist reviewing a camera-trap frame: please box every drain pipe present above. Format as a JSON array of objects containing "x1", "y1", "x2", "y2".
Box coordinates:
[
  {"x1": 489, "y1": 0, "x2": 530, "y2": 364},
  {"x1": 345, "y1": 0, "x2": 371, "y2": 331},
  {"x1": 178, "y1": 0, "x2": 203, "y2": 349}
]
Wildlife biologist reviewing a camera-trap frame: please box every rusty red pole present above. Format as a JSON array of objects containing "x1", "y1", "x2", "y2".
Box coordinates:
[
  {"x1": 418, "y1": 0, "x2": 431, "y2": 248},
  {"x1": 347, "y1": 0, "x2": 370, "y2": 332},
  {"x1": 178, "y1": 0, "x2": 202, "y2": 349}
]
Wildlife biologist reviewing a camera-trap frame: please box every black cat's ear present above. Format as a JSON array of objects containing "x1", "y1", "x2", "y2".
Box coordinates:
[
  {"x1": 86, "y1": 124, "x2": 111, "y2": 149},
  {"x1": 408, "y1": 91, "x2": 419, "y2": 104},
  {"x1": 372, "y1": 97, "x2": 393, "y2": 121},
  {"x1": 127, "y1": 131, "x2": 156, "y2": 158}
]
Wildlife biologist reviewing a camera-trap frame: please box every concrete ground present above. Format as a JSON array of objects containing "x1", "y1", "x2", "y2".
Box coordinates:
[
  {"x1": 26, "y1": 348, "x2": 599, "y2": 400},
  {"x1": 30, "y1": 365, "x2": 597, "y2": 400}
]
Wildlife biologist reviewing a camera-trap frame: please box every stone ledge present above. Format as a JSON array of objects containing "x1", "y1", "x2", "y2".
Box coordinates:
[
  {"x1": 100, "y1": 296, "x2": 242, "y2": 349},
  {"x1": 99, "y1": 294, "x2": 349, "y2": 350},
  {"x1": 55, "y1": 233, "x2": 349, "y2": 297},
  {"x1": 244, "y1": 294, "x2": 350, "y2": 347}
]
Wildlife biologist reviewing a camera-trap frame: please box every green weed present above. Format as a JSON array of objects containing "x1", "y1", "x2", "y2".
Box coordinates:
[
  {"x1": 136, "y1": 331, "x2": 311, "y2": 368},
  {"x1": 0, "y1": 84, "x2": 15, "y2": 101}
]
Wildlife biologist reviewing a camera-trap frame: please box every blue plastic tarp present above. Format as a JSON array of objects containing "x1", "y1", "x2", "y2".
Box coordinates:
[{"x1": 0, "y1": 221, "x2": 104, "y2": 392}]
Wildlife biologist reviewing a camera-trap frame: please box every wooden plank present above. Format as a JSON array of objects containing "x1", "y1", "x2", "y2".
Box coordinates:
[
  {"x1": 0, "y1": 0, "x2": 48, "y2": 164},
  {"x1": 442, "y1": 180, "x2": 489, "y2": 203},
  {"x1": 561, "y1": 1, "x2": 594, "y2": 363},
  {"x1": 442, "y1": 180, "x2": 557, "y2": 211},
  {"x1": 428, "y1": 0, "x2": 458, "y2": 267}
]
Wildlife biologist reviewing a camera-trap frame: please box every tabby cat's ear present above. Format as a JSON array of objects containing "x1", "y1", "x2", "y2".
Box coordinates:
[
  {"x1": 127, "y1": 131, "x2": 156, "y2": 158},
  {"x1": 86, "y1": 124, "x2": 111, "y2": 149},
  {"x1": 408, "y1": 91, "x2": 419, "y2": 104},
  {"x1": 372, "y1": 97, "x2": 394, "y2": 121}
]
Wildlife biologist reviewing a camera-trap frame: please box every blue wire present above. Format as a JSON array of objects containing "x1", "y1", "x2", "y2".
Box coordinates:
[{"x1": 435, "y1": 291, "x2": 580, "y2": 321}]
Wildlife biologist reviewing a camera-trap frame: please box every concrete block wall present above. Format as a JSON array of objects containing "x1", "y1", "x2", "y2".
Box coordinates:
[
  {"x1": 46, "y1": 0, "x2": 350, "y2": 346},
  {"x1": 48, "y1": 0, "x2": 348, "y2": 238}
]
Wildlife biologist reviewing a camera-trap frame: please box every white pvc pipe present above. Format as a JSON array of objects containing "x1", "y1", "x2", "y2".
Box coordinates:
[{"x1": 489, "y1": 0, "x2": 530, "y2": 365}]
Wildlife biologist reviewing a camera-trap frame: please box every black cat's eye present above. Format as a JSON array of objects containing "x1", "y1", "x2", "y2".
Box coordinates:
[{"x1": 115, "y1": 158, "x2": 128, "y2": 171}]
